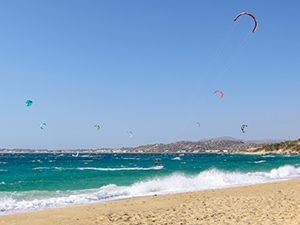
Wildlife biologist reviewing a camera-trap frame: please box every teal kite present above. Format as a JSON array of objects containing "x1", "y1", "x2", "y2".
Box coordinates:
[
  {"x1": 26, "y1": 100, "x2": 33, "y2": 107},
  {"x1": 40, "y1": 123, "x2": 46, "y2": 130}
]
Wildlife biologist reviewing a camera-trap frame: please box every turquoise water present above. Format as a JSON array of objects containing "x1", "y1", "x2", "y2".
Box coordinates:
[{"x1": 1, "y1": 153, "x2": 300, "y2": 214}]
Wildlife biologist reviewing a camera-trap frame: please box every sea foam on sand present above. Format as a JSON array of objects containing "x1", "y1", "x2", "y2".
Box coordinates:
[
  {"x1": 1, "y1": 179, "x2": 300, "y2": 224},
  {"x1": 2, "y1": 165, "x2": 300, "y2": 215}
]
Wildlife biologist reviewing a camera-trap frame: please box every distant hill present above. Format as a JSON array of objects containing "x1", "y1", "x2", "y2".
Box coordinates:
[
  {"x1": 0, "y1": 137, "x2": 285, "y2": 154},
  {"x1": 244, "y1": 139, "x2": 286, "y2": 145},
  {"x1": 118, "y1": 139, "x2": 257, "y2": 153},
  {"x1": 238, "y1": 139, "x2": 300, "y2": 155},
  {"x1": 198, "y1": 137, "x2": 284, "y2": 145}
]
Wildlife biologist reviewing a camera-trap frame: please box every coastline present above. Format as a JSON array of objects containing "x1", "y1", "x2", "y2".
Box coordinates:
[{"x1": 2, "y1": 179, "x2": 300, "y2": 224}]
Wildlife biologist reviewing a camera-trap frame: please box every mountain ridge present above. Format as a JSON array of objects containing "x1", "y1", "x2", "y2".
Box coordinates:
[
  {"x1": 198, "y1": 136, "x2": 285, "y2": 145},
  {"x1": 0, "y1": 137, "x2": 284, "y2": 153}
]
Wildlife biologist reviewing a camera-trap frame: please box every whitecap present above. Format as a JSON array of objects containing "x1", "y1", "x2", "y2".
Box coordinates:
[{"x1": 172, "y1": 157, "x2": 181, "y2": 160}]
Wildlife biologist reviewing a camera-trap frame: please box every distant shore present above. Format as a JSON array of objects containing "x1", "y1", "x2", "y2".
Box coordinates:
[
  {"x1": 0, "y1": 149, "x2": 237, "y2": 154},
  {"x1": 2, "y1": 179, "x2": 300, "y2": 224},
  {"x1": 2, "y1": 138, "x2": 294, "y2": 155},
  {"x1": 0, "y1": 138, "x2": 259, "y2": 154},
  {"x1": 0, "y1": 149, "x2": 293, "y2": 155}
]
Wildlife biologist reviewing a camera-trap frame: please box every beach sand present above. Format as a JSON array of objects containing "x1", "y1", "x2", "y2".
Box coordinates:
[{"x1": 2, "y1": 179, "x2": 300, "y2": 225}]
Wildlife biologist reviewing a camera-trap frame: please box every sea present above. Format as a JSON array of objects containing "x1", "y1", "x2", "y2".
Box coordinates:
[{"x1": 1, "y1": 152, "x2": 300, "y2": 215}]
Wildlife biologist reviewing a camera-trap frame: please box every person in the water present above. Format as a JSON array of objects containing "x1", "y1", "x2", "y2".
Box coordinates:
[{"x1": 154, "y1": 160, "x2": 161, "y2": 167}]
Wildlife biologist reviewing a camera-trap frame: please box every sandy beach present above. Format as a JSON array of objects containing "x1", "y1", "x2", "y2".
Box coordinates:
[{"x1": 1, "y1": 179, "x2": 300, "y2": 225}]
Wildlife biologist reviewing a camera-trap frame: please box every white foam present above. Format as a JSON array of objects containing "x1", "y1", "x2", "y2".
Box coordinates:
[
  {"x1": 75, "y1": 167, "x2": 164, "y2": 171},
  {"x1": 172, "y1": 157, "x2": 181, "y2": 160},
  {"x1": 1, "y1": 165, "x2": 300, "y2": 215},
  {"x1": 254, "y1": 160, "x2": 266, "y2": 164},
  {"x1": 33, "y1": 166, "x2": 164, "y2": 171}
]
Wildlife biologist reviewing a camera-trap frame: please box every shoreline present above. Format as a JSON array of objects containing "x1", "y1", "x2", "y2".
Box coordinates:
[
  {"x1": 0, "y1": 151, "x2": 285, "y2": 155},
  {"x1": 2, "y1": 179, "x2": 300, "y2": 224}
]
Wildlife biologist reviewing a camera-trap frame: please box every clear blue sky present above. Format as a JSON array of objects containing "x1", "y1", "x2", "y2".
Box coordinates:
[{"x1": 0, "y1": 1, "x2": 299, "y2": 149}]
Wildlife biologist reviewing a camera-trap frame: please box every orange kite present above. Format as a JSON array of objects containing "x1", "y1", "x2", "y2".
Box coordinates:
[
  {"x1": 234, "y1": 12, "x2": 257, "y2": 33},
  {"x1": 213, "y1": 90, "x2": 224, "y2": 99}
]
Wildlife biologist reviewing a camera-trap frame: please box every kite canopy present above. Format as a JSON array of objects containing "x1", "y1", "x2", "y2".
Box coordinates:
[
  {"x1": 127, "y1": 131, "x2": 133, "y2": 138},
  {"x1": 196, "y1": 122, "x2": 200, "y2": 127},
  {"x1": 241, "y1": 124, "x2": 248, "y2": 133},
  {"x1": 234, "y1": 12, "x2": 257, "y2": 33},
  {"x1": 26, "y1": 100, "x2": 33, "y2": 107},
  {"x1": 40, "y1": 123, "x2": 46, "y2": 130},
  {"x1": 94, "y1": 124, "x2": 100, "y2": 130},
  {"x1": 213, "y1": 90, "x2": 224, "y2": 99}
]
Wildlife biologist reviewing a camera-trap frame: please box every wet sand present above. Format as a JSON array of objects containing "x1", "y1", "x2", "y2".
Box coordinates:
[{"x1": 2, "y1": 179, "x2": 300, "y2": 224}]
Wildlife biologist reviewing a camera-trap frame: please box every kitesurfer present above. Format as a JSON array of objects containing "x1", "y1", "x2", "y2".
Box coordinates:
[{"x1": 154, "y1": 160, "x2": 161, "y2": 167}]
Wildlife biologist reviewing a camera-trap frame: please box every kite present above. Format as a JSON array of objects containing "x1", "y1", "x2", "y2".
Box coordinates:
[
  {"x1": 127, "y1": 131, "x2": 133, "y2": 138},
  {"x1": 213, "y1": 90, "x2": 224, "y2": 99},
  {"x1": 241, "y1": 124, "x2": 248, "y2": 133},
  {"x1": 40, "y1": 123, "x2": 46, "y2": 129},
  {"x1": 234, "y1": 12, "x2": 257, "y2": 33},
  {"x1": 40, "y1": 123, "x2": 46, "y2": 130},
  {"x1": 94, "y1": 124, "x2": 100, "y2": 130},
  {"x1": 196, "y1": 122, "x2": 200, "y2": 127},
  {"x1": 26, "y1": 100, "x2": 33, "y2": 107}
]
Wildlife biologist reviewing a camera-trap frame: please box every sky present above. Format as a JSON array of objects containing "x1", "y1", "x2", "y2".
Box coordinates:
[{"x1": 0, "y1": 1, "x2": 300, "y2": 150}]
